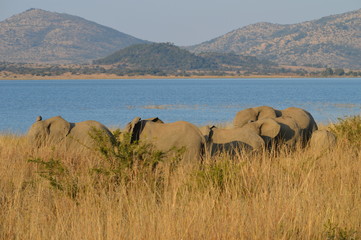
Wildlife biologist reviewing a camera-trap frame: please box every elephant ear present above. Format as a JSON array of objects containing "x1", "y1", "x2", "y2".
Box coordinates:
[
  {"x1": 45, "y1": 116, "x2": 71, "y2": 142},
  {"x1": 257, "y1": 106, "x2": 277, "y2": 120},
  {"x1": 234, "y1": 108, "x2": 258, "y2": 127},
  {"x1": 207, "y1": 126, "x2": 216, "y2": 142},
  {"x1": 199, "y1": 125, "x2": 215, "y2": 143},
  {"x1": 145, "y1": 117, "x2": 164, "y2": 123},
  {"x1": 125, "y1": 117, "x2": 142, "y2": 143},
  {"x1": 259, "y1": 118, "x2": 280, "y2": 139}
]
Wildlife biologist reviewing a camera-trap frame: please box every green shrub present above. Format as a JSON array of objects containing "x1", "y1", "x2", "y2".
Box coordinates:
[
  {"x1": 193, "y1": 157, "x2": 245, "y2": 193},
  {"x1": 91, "y1": 130, "x2": 170, "y2": 188},
  {"x1": 331, "y1": 115, "x2": 361, "y2": 147},
  {"x1": 324, "y1": 219, "x2": 358, "y2": 240},
  {"x1": 28, "y1": 158, "x2": 79, "y2": 199}
]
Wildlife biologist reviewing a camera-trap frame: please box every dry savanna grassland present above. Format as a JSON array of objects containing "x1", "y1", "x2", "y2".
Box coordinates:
[{"x1": 1, "y1": 116, "x2": 361, "y2": 239}]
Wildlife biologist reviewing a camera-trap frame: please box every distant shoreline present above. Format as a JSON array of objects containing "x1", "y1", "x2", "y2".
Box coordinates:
[{"x1": 1, "y1": 73, "x2": 359, "y2": 80}]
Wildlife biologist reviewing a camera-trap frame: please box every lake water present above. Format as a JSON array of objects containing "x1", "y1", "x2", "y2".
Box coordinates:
[{"x1": 1, "y1": 78, "x2": 361, "y2": 133}]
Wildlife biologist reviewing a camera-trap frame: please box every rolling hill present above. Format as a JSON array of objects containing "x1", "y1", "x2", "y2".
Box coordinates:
[
  {"x1": 93, "y1": 43, "x2": 277, "y2": 73},
  {"x1": 93, "y1": 43, "x2": 217, "y2": 70},
  {"x1": 188, "y1": 9, "x2": 361, "y2": 69},
  {"x1": 0, "y1": 9, "x2": 148, "y2": 63}
]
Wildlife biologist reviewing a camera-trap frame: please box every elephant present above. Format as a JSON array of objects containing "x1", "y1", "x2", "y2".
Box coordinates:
[
  {"x1": 238, "y1": 118, "x2": 281, "y2": 147},
  {"x1": 270, "y1": 116, "x2": 301, "y2": 147},
  {"x1": 233, "y1": 106, "x2": 318, "y2": 146},
  {"x1": 199, "y1": 118, "x2": 280, "y2": 154},
  {"x1": 309, "y1": 130, "x2": 337, "y2": 152},
  {"x1": 123, "y1": 117, "x2": 206, "y2": 162},
  {"x1": 27, "y1": 116, "x2": 115, "y2": 151},
  {"x1": 280, "y1": 107, "x2": 318, "y2": 143},
  {"x1": 199, "y1": 125, "x2": 265, "y2": 156}
]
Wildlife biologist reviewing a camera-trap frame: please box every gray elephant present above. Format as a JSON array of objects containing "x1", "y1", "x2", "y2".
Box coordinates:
[
  {"x1": 280, "y1": 107, "x2": 318, "y2": 143},
  {"x1": 233, "y1": 106, "x2": 318, "y2": 146},
  {"x1": 27, "y1": 116, "x2": 114, "y2": 151},
  {"x1": 123, "y1": 117, "x2": 205, "y2": 162},
  {"x1": 199, "y1": 118, "x2": 280, "y2": 155},
  {"x1": 199, "y1": 125, "x2": 265, "y2": 155},
  {"x1": 270, "y1": 116, "x2": 301, "y2": 147},
  {"x1": 309, "y1": 130, "x2": 337, "y2": 152},
  {"x1": 238, "y1": 118, "x2": 281, "y2": 147}
]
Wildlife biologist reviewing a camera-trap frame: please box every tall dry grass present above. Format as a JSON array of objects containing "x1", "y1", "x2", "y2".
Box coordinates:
[{"x1": 1, "y1": 117, "x2": 361, "y2": 240}]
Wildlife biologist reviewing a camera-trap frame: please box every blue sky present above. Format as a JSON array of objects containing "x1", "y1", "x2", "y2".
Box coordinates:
[{"x1": 1, "y1": 0, "x2": 360, "y2": 46}]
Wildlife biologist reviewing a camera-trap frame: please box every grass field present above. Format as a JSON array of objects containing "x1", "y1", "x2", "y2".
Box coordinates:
[{"x1": 1, "y1": 117, "x2": 361, "y2": 239}]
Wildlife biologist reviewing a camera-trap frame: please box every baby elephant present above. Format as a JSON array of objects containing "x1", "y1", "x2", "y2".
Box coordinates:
[
  {"x1": 27, "y1": 116, "x2": 115, "y2": 152},
  {"x1": 309, "y1": 130, "x2": 337, "y2": 153},
  {"x1": 199, "y1": 125, "x2": 267, "y2": 156}
]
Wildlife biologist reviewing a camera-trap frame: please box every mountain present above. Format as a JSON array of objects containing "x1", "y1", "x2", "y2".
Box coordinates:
[
  {"x1": 197, "y1": 52, "x2": 275, "y2": 67},
  {"x1": 188, "y1": 9, "x2": 361, "y2": 69},
  {"x1": 0, "y1": 9, "x2": 148, "y2": 63},
  {"x1": 94, "y1": 43, "x2": 217, "y2": 70}
]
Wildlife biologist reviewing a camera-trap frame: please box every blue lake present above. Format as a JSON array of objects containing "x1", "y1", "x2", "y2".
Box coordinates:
[{"x1": 0, "y1": 78, "x2": 361, "y2": 133}]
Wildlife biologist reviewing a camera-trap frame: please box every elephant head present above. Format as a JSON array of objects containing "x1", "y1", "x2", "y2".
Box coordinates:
[
  {"x1": 281, "y1": 107, "x2": 318, "y2": 143},
  {"x1": 243, "y1": 118, "x2": 281, "y2": 145},
  {"x1": 28, "y1": 116, "x2": 71, "y2": 147},
  {"x1": 233, "y1": 106, "x2": 278, "y2": 128}
]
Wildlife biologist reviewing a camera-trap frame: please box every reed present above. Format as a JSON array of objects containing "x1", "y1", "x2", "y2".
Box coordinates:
[{"x1": 0, "y1": 117, "x2": 361, "y2": 239}]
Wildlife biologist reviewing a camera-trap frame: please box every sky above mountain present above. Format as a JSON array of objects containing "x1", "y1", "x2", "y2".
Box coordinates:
[{"x1": 1, "y1": 0, "x2": 360, "y2": 46}]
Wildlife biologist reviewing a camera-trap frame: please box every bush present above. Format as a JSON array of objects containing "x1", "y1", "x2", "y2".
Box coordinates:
[
  {"x1": 89, "y1": 130, "x2": 165, "y2": 185},
  {"x1": 28, "y1": 157, "x2": 79, "y2": 199},
  {"x1": 331, "y1": 115, "x2": 361, "y2": 147},
  {"x1": 323, "y1": 219, "x2": 358, "y2": 240},
  {"x1": 193, "y1": 157, "x2": 247, "y2": 193}
]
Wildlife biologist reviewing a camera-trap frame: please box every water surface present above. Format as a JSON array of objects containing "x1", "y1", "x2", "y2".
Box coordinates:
[{"x1": 1, "y1": 78, "x2": 360, "y2": 133}]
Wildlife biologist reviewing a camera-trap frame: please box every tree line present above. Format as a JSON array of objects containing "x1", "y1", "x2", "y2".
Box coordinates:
[{"x1": 1, "y1": 62, "x2": 361, "y2": 78}]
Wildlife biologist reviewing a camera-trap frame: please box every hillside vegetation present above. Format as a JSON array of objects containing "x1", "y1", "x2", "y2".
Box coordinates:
[
  {"x1": 0, "y1": 9, "x2": 147, "y2": 63},
  {"x1": 93, "y1": 43, "x2": 278, "y2": 74},
  {"x1": 93, "y1": 43, "x2": 217, "y2": 70},
  {"x1": 1, "y1": 117, "x2": 361, "y2": 239},
  {"x1": 188, "y1": 9, "x2": 361, "y2": 69}
]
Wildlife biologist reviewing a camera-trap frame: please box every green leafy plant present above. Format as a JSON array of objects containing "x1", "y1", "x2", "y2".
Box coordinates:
[
  {"x1": 193, "y1": 158, "x2": 244, "y2": 192},
  {"x1": 324, "y1": 219, "x2": 358, "y2": 240},
  {"x1": 90, "y1": 130, "x2": 167, "y2": 185},
  {"x1": 28, "y1": 158, "x2": 79, "y2": 199}
]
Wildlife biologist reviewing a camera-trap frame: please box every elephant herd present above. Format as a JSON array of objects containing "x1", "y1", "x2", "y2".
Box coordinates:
[{"x1": 27, "y1": 106, "x2": 337, "y2": 161}]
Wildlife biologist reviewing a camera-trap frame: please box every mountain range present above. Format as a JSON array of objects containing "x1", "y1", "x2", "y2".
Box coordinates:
[
  {"x1": 188, "y1": 9, "x2": 361, "y2": 69},
  {"x1": 0, "y1": 8, "x2": 147, "y2": 63},
  {"x1": 1, "y1": 8, "x2": 361, "y2": 68}
]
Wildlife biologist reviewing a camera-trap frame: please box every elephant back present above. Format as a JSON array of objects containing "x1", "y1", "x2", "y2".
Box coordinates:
[
  {"x1": 137, "y1": 120, "x2": 206, "y2": 162},
  {"x1": 66, "y1": 120, "x2": 115, "y2": 150}
]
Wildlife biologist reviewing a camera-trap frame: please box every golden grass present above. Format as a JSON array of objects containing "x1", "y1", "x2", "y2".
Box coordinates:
[{"x1": 1, "y1": 129, "x2": 361, "y2": 239}]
